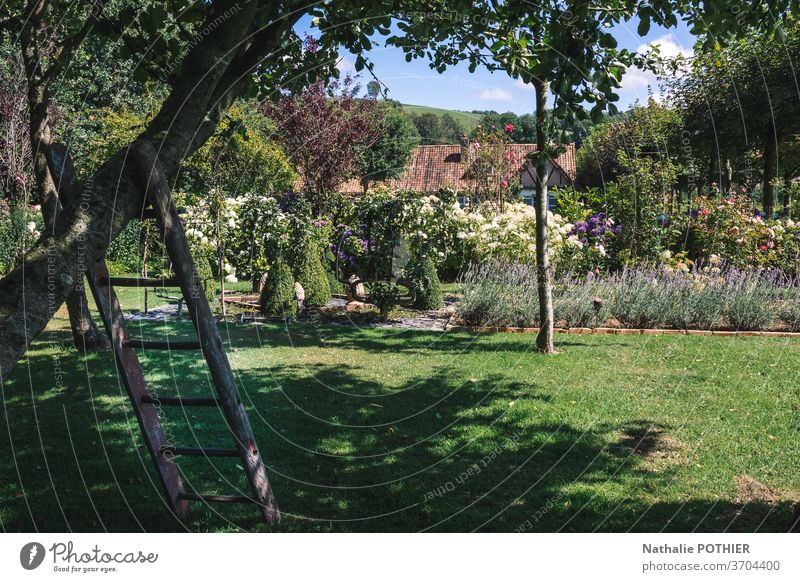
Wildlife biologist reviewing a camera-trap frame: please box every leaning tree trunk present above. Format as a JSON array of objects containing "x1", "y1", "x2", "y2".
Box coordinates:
[
  {"x1": 533, "y1": 77, "x2": 554, "y2": 354},
  {"x1": 763, "y1": 123, "x2": 778, "y2": 218},
  {"x1": 20, "y1": 23, "x2": 107, "y2": 352},
  {"x1": 36, "y1": 137, "x2": 107, "y2": 352},
  {"x1": 0, "y1": 146, "x2": 147, "y2": 379},
  {"x1": 0, "y1": 0, "x2": 282, "y2": 380}
]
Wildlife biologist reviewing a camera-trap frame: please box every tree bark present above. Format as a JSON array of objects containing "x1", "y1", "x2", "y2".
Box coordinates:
[
  {"x1": 763, "y1": 123, "x2": 778, "y2": 218},
  {"x1": 19, "y1": 10, "x2": 107, "y2": 352},
  {"x1": 533, "y1": 77, "x2": 554, "y2": 354}
]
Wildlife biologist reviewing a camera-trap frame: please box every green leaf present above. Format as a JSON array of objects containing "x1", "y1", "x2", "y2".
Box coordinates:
[
  {"x1": 637, "y1": 15, "x2": 651, "y2": 37},
  {"x1": 132, "y1": 66, "x2": 149, "y2": 83}
]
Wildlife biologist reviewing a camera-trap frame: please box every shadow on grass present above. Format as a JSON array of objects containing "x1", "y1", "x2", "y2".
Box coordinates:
[{"x1": 0, "y1": 324, "x2": 796, "y2": 532}]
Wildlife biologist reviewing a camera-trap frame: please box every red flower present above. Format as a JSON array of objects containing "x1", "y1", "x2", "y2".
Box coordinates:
[
  {"x1": 504, "y1": 123, "x2": 514, "y2": 133},
  {"x1": 760, "y1": 245, "x2": 767, "y2": 252},
  {"x1": 500, "y1": 180, "x2": 508, "y2": 188}
]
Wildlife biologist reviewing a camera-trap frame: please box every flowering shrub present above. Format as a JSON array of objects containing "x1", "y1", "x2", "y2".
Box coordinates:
[
  {"x1": 671, "y1": 195, "x2": 800, "y2": 275},
  {"x1": 561, "y1": 212, "x2": 622, "y2": 274},
  {"x1": 455, "y1": 202, "x2": 569, "y2": 264},
  {"x1": 465, "y1": 125, "x2": 520, "y2": 210}
]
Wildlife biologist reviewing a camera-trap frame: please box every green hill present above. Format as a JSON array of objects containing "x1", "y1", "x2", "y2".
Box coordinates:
[{"x1": 400, "y1": 103, "x2": 483, "y2": 132}]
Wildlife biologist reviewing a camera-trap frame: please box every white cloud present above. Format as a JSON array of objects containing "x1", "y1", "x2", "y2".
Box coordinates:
[
  {"x1": 478, "y1": 87, "x2": 514, "y2": 101},
  {"x1": 620, "y1": 67, "x2": 657, "y2": 90},
  {"x1": 618, "y1": 34, "x2": 693, "y2": 104},
  {"x1": 637, "y1": 33, "x2": 694, "y2": 60},
  {"x1": 336, "y1": 56, "x2": 355, "y2": 73}
]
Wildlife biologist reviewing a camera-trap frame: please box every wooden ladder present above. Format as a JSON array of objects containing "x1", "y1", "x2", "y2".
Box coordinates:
[{"x1": 84, "y1": 141, "x2": 279, "y2": 524}]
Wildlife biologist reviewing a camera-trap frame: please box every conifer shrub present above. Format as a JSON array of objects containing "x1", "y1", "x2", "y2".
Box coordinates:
[{"x1": 260, "y1": 260, "x2": 297, "y2": 317}]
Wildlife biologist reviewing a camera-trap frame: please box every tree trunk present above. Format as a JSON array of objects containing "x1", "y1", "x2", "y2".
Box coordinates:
[
  {"x1": 721, "y1": 158, "x2": 732, "y2": 195},
  {"x1": 0, "y1": 0, "x2": 297, "y2": 379},
  {"x1": 533, "y1": 78, "x2": 554, "y2": 354},
  {"x1": 763, "y1": 123, "x2": 778, "y2": 218},
  {"x1": 20, "y1": 22, "x2": 106, "y2": 352},
  {"x1": 0, "y1": 147, "x2": 146, "y2": 378}
]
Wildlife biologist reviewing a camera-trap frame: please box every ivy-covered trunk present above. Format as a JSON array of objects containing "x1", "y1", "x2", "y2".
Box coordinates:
[{"x1": 533, "y1": 77, "x2": 554, "y2": 354}]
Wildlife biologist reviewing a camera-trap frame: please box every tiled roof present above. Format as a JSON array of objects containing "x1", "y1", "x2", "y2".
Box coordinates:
[{"x1": 333, "y1": 143, "x2": 576, "y2": 194}]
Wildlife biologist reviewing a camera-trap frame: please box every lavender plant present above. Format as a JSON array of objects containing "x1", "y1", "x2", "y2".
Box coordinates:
[{"x1": 457, "y1": 261, "x2": 796, "y2": 332}]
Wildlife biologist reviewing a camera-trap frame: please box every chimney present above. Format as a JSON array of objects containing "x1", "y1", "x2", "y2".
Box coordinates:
[{"x1": 460, "y1": 134, "x2": 470, "y2": 163}]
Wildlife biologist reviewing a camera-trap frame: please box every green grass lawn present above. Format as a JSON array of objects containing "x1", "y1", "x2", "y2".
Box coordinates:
[{"x1": 1, "y1": 310, "x2": 799, "y2": 532}]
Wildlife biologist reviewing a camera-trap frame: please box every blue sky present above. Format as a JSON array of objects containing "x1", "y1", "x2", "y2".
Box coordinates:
[{"x1": 331, "y1": 17, "x2": 696, "y2": 115}]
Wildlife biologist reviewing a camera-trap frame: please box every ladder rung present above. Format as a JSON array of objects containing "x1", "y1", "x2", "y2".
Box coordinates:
[
  {"x1": 178, "y1": 492, "x2": 256, "y2": 504},
  {"x1": 123, "y1": 339, "x2": 201, "y2": 350},
  {"x1": 141, "y1": 395, "x2": 221, "y2": 407},
  {"x1": 161, "y1": 446, "x2": 239, "y2": 457},
  {"x1": 100, "y1": 276, "x2": 180, "y2": 287}
]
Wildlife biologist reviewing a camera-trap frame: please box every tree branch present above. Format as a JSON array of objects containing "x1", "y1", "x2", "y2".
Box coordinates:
[{"x1": 43, "y1": 2, "x2": 109, "y2": 85}]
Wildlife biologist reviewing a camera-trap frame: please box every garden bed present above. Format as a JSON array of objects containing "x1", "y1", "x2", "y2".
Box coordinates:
[
  {"x1": 445, "y1": 323, "x2": 800, "y2": 337},
  {"x1": 455, "y1": 261, "x2": 800, "y2": 333}
]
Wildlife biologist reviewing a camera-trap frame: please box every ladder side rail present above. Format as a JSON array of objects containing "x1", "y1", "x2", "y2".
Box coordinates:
[
  {"x1": 86, "y1": 261, "x2": 190, "y2": 518},
  {"x1": 131, "y1": 139, "x2": 279, "y2": 525}
]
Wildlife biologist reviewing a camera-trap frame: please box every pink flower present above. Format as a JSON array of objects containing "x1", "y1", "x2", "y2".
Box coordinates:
[
  {"x1": 504, "y1": 123, "x2": 514, "y2": 133},
  {"x1": 768, "y1": 240, "x2": 775, "y2": 249},
  {"x1": 500, "y1": 180, "x2": 508, "y2": 188}
]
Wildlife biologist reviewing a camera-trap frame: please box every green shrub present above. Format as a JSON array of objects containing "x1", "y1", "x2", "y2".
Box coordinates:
[
  {"x1": 323, "y1": 250, "x2": 347, "y2": 294},
  {"x1": 0, "y1": 202, "x2": 42, "y2": 274},
  {"x1": 554, "y1": 275, "x2": 609, "y2": 328},
  {"x1": 295, "y1": 248, "x2": 332, "y2": 307},
  {"x1": 369, "y1": 281, "x2": 400, "y2": 321},
  {"x1": 457, "y1": 261, "x2": 539, "y2": 327},
  {"x1": 193, "y1": 252, "x2": 217, "y2": 303},
  {"x1": 408, "y1": 255, "x2": 443, "y2": 310},
  {"x1": 260, "y1": 260, "x2": 297, "y2": 317},
  {"x1": 778, "y1": 291, "x2": 800, "y2": 331},
  {"x1": 106, "y1": 219, "x2": 144, "y2": 274}
]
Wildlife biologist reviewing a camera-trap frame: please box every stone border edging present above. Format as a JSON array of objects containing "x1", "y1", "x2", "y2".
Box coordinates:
[{"x1": 444, "y1": 325, "x2": 800, "y2": 338}]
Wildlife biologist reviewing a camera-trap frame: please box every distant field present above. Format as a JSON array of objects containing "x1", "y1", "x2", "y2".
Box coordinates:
[{"x1": 401, "y1": 103, "x2": 483, "y2": 132}]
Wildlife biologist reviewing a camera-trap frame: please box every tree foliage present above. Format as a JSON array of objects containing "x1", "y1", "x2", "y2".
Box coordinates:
[
  {"x1": 358, "y1": 105, "x2": 419, "y2": 192},
  {"x1": 668, "y1": 16, "x2": 800, "y2": 214},
  {"x1": 406, "y1": 111, "x2": 465, "y2": 144},
  {"x1": 577, "y1": 99, "x2": 682, "y2": 187},
  {"x1": 260, "y1": 76, "x2": 385, "y2": 211}
]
